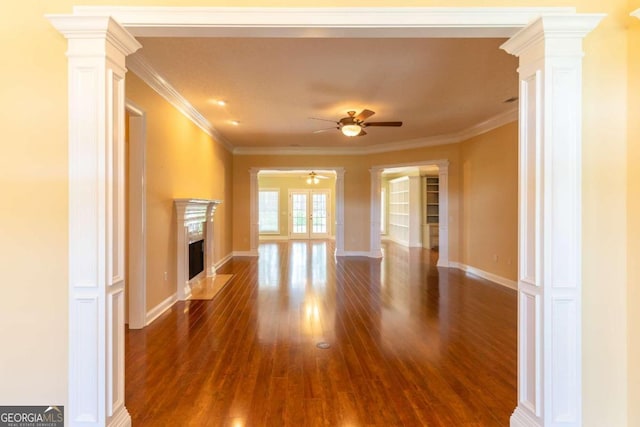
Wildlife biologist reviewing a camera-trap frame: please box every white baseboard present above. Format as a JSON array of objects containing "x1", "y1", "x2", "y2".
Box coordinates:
[
  {"x1": 382, "y1": 236, "x2": 409, "y2": 247},
  {"x1": 145, "y1": 293, "x2": 177, "y2": 326},
  {"x1": 339, "y1": 250, "x2": 375, "y2": 257},
  {"x1": 232, "y1": 250, "x2": 259, "y2": 257},
  {"x1": 449, "y1": 262, "x2": 517, "y2": 290},
  {"x1": 215, "y1": 253, "x2": 233, "y2": 269}
]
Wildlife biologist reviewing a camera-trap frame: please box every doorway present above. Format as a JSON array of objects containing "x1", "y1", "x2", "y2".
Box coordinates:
[
  {"x1": 254, "y1": 167, "x2": 343, "y2": 249},
  {"x1": 125, "y1": 101, "x2": 146, "y2": 330},
  {"x1": 289, "y1": 189, "x2": 331, "y2": 239}
]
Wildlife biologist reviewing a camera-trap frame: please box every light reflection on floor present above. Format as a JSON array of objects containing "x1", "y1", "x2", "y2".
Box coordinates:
[{"x1": 258, "y1": 240, "x2": 333, "y2": 343}]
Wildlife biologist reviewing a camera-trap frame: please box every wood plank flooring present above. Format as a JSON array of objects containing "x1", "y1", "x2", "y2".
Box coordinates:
[{"x1": 125, "y1": 241, "x2": 517, "y2": 426}]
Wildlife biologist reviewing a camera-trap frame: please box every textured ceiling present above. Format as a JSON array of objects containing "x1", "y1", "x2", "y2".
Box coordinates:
[{"x1": 133, "y1": 37, "x2": 518, "y2": 149}]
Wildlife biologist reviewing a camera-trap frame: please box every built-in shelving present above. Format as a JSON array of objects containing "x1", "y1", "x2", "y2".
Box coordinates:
[
  {"x1": 388, "y1": 177, "x2": 410, "y2": 244},
  {"x1": 423, "y1": 176, "x2": 439, "y2": 249}
]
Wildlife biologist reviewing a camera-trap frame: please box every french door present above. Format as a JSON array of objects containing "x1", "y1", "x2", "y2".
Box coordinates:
[{"x1": 289, "y1": 190, "x2": 331, "y2": 239}]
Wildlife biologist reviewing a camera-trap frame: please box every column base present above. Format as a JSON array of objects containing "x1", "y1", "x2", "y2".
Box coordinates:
[
  {"x1": 108, "y1": 405, "x2": 132, "y2": 427},
  {"x1": 510, "y1": 406, "x2": 541, "y2": 427}
]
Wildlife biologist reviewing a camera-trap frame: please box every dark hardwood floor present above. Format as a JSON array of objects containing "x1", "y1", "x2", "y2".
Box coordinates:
[{"x1": 125, "y1": 241, "x2": 517, "y2": 426}]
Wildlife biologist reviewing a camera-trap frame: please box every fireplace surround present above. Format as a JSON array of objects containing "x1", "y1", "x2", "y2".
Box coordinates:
[{"x1": 174, "y1": 199, "x2": 222, "y2": 300}]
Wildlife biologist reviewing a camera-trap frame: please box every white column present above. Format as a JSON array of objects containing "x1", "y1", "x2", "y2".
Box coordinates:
[
  {"x1": 206, "y1": 201, "x2": 222, "y2": 277},
  {"x1": 369, "y1": 167, "x2": 383, "y2": 257},
  {"x1": 408, "y1": 175, "x2": 422, "y2": 248},
  {"x1": 436, "y1": 162, "x2": 449, "y2": 267},
  {"x1": 249, "y1": 168, "x2": 259, "y2": 256},
  {"x1": 335, "y1": 168, "x2": 346, "y2": 256},
  {"x1": 501, "y1": 14, "x2": 604, "y2": 427},
  {"x1": 174, "y1": 202, "x2": 190, "y2": 301},
  {"x1": 47, "y1": 15, "x2": 141, "y2": 427}
]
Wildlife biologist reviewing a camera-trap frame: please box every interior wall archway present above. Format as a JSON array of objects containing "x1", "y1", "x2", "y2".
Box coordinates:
[
  {"x1": 249, "y1": 167, "x2": 345, "y2": 256},
  {"x1": 370, "y1": 160, "x2": 449, "y2": 265},
  {"x1": 48, "y1": 7, "x2": 603, "y2": 426}
]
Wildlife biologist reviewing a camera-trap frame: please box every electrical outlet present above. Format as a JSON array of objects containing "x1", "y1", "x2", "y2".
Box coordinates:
[{"x1": 164, "y1": 272, "x2": 168, "y2": 281}]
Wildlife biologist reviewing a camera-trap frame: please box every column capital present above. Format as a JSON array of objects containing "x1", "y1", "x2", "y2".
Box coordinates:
[
  {"x1": 47, "y1": 15, "x2": 141, "y2": 57},
  {"x1": 501, "y1": 14, "x2": 604, "y2": 57}
]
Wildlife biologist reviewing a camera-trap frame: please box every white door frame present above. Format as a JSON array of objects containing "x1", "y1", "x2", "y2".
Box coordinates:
[
  {"x1": 288, "y1": 189, "x2": 332, "y2": 239},
  {"x1": 48, "y1": 7, "x2": 603, "y2": 427},
  {"x1": 370, "y1": 159, "x2": 449, "y2": 267},
  {"x1": 125, "y1": 101, "x2": 146, "y2": 330},
  {"x1": 251, "y1": 167, "x2": 344, "y2": 257}
]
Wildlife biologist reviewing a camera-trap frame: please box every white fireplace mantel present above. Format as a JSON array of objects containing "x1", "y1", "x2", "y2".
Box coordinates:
[{"x1": 174, "y1": 198, "x2": 222, "y2": 300}]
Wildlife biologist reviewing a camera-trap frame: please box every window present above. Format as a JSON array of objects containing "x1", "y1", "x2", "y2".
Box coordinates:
[{"x1": 259, "y1": 190, "x2": 279, "y2": 233}]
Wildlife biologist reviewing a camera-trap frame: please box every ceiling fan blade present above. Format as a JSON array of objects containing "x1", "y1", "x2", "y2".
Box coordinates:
[
  {"x1": 309, "y1": 117, "x2": 339, "y2": 123},
  {"x1": 357, "y1": 129, "x2": 367, "y2": 136},
  {"x1": 363, "y1": 121, "x2": 403, "y2": 127},
  {"x1": 313, "y1": 127, "x2": 338, "y2": 134},
  {"x1": 355, "y1": 109, "x2": 375, "y2": 121}
]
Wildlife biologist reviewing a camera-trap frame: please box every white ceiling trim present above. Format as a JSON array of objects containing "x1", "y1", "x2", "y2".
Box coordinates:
[
  {"x1": 127, "y1": 54, "x2": 234, "y2": 152},
  {"x1": 233, "y1": 108, "x2": 517, "y2": 156},
  {"x1": 74, "y1": 6, "x2": 575, "y2": 38}
]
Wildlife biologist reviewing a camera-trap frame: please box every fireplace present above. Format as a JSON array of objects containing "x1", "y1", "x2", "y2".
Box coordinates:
[
  {"x1": 174, "y1": 199, "x2": 222, "y2": 300},
  {"x1": 188, "y1": 239, "x2": 204, "y2": 280}
]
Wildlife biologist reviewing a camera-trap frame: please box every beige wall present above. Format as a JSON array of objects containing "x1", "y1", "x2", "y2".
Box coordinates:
[
  {"x1": 0, "y1": 1, "x2": 69, "y2": 406},
  {"x1": 0, "y1": 1, "x2": 632, "y2": 425},
  {"x1": 628, "y1": 1, "x2": 640, "y2": 425},
  {"x1": 460, "y1": 121, "x2": 518, "y2": 281},
  {"x1": 581, "y1": 5, "x2": 629, "y2": 426},
  {"x1": 126, "y1": 73, "x2": 233, "y2": 311},
  {"x1": 258, "y1": 175, "x2": 336, "y2": 238}
]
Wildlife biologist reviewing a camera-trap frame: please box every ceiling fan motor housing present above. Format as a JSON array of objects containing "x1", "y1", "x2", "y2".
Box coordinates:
[{"x1": 339, "y1": 116, "x2": 359, "y2": 127}]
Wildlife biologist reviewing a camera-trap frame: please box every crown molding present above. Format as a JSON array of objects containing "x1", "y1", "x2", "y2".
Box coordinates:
[
  {"x1": 233, "y1": 108, "x2": 517, "y2": 156},
  {"x1": 126, "y1": 54, "x2": 234, "y2": 152},
  {"x1": 453, "y1": 108, "x2": 519, "y2": 142}
]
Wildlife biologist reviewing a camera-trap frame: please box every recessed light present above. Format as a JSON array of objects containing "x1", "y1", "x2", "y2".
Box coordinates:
[
  {"x1": 231, "y1": 120, "x2": 240, "y2": 126},
  {"x1": 208, "y1": 99, "x2": 227, "y2": 106}
]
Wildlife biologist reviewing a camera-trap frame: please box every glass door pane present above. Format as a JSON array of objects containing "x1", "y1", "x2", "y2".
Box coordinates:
[
  {"x1": 291, "y1": 192, "x2": 308, "y2": 236},
  {"x1": 311, "y1": 193, "x2": 327, "y2": 234},
  {"x1": 310, "y1": 191, "x2": 330, "y2": 238}
]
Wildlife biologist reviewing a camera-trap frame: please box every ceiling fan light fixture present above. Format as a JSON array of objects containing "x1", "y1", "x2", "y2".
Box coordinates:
[
  {"x1": 307, "y1": 172, "x2": 320, "y2": 184},
  {"x1": 341, "y1": 124, "x2": 361, "y2": 137}
]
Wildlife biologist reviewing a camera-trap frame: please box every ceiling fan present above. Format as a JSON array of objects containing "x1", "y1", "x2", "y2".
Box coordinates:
[
  {"x1": 306, "y1": 171, "x2": 329, "y2": 184},
  {"x1": 311, "y1": 109, "x2": 403, "y2": 137}
]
